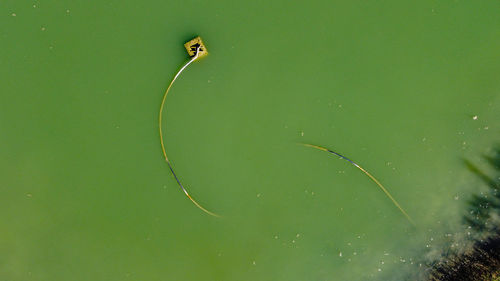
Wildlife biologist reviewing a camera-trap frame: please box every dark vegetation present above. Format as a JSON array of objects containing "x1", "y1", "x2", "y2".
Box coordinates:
[{"x1": 426, "y1": 147, "x2": 500, "y2": 281}]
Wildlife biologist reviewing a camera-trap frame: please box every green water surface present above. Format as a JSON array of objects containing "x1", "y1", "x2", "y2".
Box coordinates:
[{"x1": 1, "y1": 1, "x2": 500, "y2": 280}]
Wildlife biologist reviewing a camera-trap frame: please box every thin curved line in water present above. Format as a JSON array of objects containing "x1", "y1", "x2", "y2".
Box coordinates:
[
  {"x1": 300, "y1": 143, "x2": 414, "y2": 225},
  {"x1": 159, "y1": 46, "x2": 220, "y2": 217}
]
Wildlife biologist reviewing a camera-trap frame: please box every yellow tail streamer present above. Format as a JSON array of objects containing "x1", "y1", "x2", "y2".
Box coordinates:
[
  {"x1": 301, "y1": 143, "x2": 414, "y2": 225},
  {"x1": 159, "y1": 45, "x2": 219, "y2": 217}
]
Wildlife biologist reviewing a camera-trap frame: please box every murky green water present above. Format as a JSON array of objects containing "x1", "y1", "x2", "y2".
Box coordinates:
[{"x1": 1, "y1": 1, "x2": 500, "y2": 280}]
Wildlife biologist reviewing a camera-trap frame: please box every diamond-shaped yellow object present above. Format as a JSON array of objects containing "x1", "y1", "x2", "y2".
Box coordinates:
[{"x1": 184, "y1": 36, "x2": 208, "y2": 60}]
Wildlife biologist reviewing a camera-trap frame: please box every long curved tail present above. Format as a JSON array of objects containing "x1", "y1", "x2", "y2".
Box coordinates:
[
  {"x1": 159, "y1": 46, "x2": 219, "y2": 217},
  {"x1": 301, "y1": 143, "x2": 414, "y2": 225}
]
